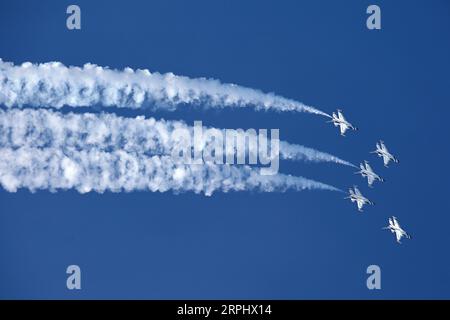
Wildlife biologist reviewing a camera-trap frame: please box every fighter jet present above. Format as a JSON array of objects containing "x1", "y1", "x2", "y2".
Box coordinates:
[
  {"x1": 371, "y1": 140, "x2": 399, "y2": 167},
  {"x1": 383, "y1": 216, "x2": 411, "y2": 244},
  {"x1": 355, "y1": 161, "x2": 384, "y2": 187},
  {"x1": 345, "y1": 186, "x2": 374, "y2": 212},
  {"x1": 328, "y1": 109, "x2": 358, "y2": 136}
]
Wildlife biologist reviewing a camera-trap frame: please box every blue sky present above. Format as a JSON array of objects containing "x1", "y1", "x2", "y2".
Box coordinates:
[{"x1": 0, "y1": 0, "x2": 449, "y2": 299}]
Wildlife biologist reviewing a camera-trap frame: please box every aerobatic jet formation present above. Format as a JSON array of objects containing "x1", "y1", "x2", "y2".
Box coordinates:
[
  {"x1": 326, "y1": 110, "x2": 409, "y2": 246},
  {"x1": 383, "y1": 216, "x2": 411, "y2": 244},
  {"x1": 371, "y1": 140, "x2": 399, "y2": 167},
  {"x1": 328, "y1": 109, "x2": 358, "y2": 136},
  {"x1": 356, "y1": 161, "x2": 384, "y2": 187},
  {"x1": 345, "y1": 186, "x2": 374, "y2": 212}
]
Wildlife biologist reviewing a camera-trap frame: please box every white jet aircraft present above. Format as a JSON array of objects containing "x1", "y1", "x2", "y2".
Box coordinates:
[
  {"x1": 345, "y1": 186, "x2": 374, "y2": 212},
  {"x1": 328, "y1": 109, "x2": 358, "y2": 136},
  {"x1": 355, "y1": 161, "x2": 384, "y2": 187},
  {"x1": 371, "y1": 140, "x2": 399, "y2": 167},
  {"x1": 383, "y1": 216, "x2": 411, "y2": 244}
]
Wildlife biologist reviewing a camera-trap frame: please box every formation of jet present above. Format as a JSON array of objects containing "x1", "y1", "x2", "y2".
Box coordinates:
[
  {"x1": 355, "y1": 161, "x2": 384, "y2": 187},
  {"x1": 383, "y1": 216, "x2": 411, "y2": 244},
  {"x1": 327, "y1": 108, "x2": 410, "y2": 244},
  {"x1": 345, "y1": 186, "x2": 374, "y2": 212},
  {"x1": 371, "y1": 140, "x2": 399, "y2": 167},
  {"x1": 328, "y1": 109, "x2": 358, "y2": 136}
]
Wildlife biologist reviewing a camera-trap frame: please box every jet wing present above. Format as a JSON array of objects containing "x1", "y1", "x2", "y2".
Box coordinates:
[
  {"x1": 395, "y1": 230, "x2": 403, "y2": 243},
  {"x1": 367, "y1": 175, "x2": 375, "y2": 186},
  {"x1": 380, "y1": 142, "x2": 389, "y2": 153},
  {"x1": 338, "y1": 111, "x2": 346, "y2": 121},
  {"x1": 339, "y1": 123, "x2": 349, "y2": 136},
  {"x1": 365, "y1": 162, "x2": 374, "y2": 173},
  {"x1": 382, "y1": 154, "x2": 391, "y2": 166},
  {"x1": 357, "y1": 199, "x2": 364, "y2": 211},
  {"x1": 354, "y1": 186, "x2": 362, "y2": 196}
]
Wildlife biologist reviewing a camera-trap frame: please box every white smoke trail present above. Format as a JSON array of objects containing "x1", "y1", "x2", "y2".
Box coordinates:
[
  {"x1": 0, "y1": 147, "x2": 340, "y2": 195},
  {"x1": 0, "y1": 59, "x2": 329, "y2": 116},
  {"x1": 279, "y1": 141, "x2": 356, "y2": 167},
  {"x1": 0, "y1": 108, "x2": 352, "y2": 166}
]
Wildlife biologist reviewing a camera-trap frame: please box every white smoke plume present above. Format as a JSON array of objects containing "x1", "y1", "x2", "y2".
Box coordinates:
[
  {"x1": 0, "y1": 59, "x2": 329, "y2": 116},
  {"x1": 0, "y1": 147, "x2": 340, "y2": 195},
  {"x1": 279, "y1": 141, "x2": 356, "y2": 167},
  {"x1": 0, "y1": 108, "x2": 353, "y2": 167}
]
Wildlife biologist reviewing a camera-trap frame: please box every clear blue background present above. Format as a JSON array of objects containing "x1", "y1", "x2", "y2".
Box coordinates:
[{"x1": 0, "y1": 0, "x2": 449, "y2": 299}]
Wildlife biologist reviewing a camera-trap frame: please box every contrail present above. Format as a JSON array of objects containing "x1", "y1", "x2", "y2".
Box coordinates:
[
  {"x1": 279, "y1": 141, "x2": 356, "y2": 167},
  {"x1": 0, "y1": 147, "x2": 340, "y2": 195},
  {"x1": 0, "y1": 59, "x2": 329, "y2": 116},
  {"x1": 0, "y1": 108, "x2": 353, "y2": 167}
]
